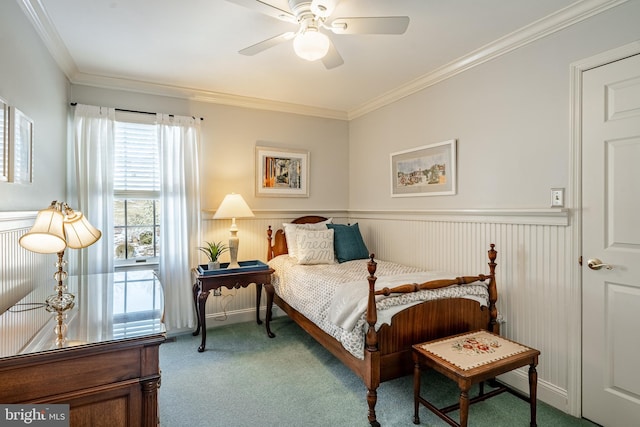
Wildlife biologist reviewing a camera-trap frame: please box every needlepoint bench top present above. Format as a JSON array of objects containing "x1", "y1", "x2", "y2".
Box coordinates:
[{"x1": 416, "y1": 330, "x2": 538, "y2": 373}]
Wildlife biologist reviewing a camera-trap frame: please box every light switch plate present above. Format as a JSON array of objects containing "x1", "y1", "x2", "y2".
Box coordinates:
[{"x1": 551, "y1": 188, "x2": 564, "y2": 207}]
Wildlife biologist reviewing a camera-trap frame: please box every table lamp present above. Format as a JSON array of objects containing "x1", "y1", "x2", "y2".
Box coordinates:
[
  {"x1": 212, "y1": 193, "x2": 254, "y2": 269},
  {"x1": 19, "y1": 201, "x2": 101, "y2": 345}
]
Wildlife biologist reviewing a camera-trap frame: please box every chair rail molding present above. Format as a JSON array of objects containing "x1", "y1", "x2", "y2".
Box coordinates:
[{"x1": 348, "y1": 208, "x2": 569, "y2": 226}]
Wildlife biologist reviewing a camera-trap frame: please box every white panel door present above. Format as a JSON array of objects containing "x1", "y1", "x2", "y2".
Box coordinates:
[{"x1": 582, "y1": 53, "x2": 640, "y2": 427}]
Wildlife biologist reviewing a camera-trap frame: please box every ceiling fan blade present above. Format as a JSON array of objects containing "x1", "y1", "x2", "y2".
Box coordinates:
[
  {"x1": 321, "y1": 40, "x2": 344, "y2": 69},
  {"x1": 329, "y1": 16, "x2": 410, "y2": 35},
  {"x1": 226, "y1": 0, "x2": 297, "y2": 23},
  {"x1": 239, "y1": 32, "x2": 296, "y2": 56}
]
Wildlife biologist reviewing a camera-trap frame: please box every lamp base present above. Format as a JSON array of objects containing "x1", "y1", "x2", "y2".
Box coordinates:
[
  {"x1": 45, "y1": 292, "x2": 75, "y2": 313},
  {"x1": 228, "y1": 229, "x2": 240, "y2": 269},
  {"x1": 45, "y1": 291, "x2": 75, "y2": 348}
]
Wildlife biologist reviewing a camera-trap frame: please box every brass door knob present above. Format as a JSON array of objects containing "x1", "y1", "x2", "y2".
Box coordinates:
[{"x1": 587, "y1": 258, "x2": 613, "y2": 270}]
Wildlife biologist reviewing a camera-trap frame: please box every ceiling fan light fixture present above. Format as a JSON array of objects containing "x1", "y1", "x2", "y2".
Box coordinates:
[{"x1": 293, "y1": 30, "x2": 330, "y2": 61}]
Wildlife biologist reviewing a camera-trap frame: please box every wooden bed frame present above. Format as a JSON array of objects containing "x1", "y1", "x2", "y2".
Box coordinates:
[{"x1": 264, "y1": 216, "x2": 498, "y2": 426}]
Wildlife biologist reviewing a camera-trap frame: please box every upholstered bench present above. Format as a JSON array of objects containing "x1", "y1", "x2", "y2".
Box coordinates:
[{"x1": 412, "y1": 330, "x2": 540, "y2": 427}]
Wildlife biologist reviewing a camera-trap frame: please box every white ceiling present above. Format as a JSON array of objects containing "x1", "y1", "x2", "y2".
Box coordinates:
[{"x1": 23, "y1": 0, "x2": 606, "y2": 118}]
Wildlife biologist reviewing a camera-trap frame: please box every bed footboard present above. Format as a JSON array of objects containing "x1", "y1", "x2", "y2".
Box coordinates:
[{"x1": 363, "y1": 244, "x2": 498, "y2": 425}]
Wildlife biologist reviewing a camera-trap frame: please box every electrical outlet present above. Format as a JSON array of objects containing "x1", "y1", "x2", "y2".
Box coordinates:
[
  {"x1": 213, "y1": 288, "x2": 222, "y2": 296},
  {"x1": 551, "y1": 188, "x2": 564, "y2": 207}
]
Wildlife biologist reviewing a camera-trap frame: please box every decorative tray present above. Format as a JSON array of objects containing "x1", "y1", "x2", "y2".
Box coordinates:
[{"x1": 197, "y1": 260, "x2": 270, "y2": 276}]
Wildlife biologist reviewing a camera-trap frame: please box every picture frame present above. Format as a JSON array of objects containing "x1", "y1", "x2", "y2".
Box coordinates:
[
  {"x1": 10, "y1": 107, "x2": 33, "y2": 184},
  {"x1": 255, "y1": 145, "x2": 309, "y2": 197},
  {"x1": 0, "y1": 98, "x2": 8, "y2": 182},
  {"x1": 390, "y1": 139, "x2": 457, "y2": 197}
]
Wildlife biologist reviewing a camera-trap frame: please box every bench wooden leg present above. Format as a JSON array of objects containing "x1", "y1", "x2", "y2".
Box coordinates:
[
  {"x1": 413, "y1": 361, "x2": 421, "y2": 424},
  {"x1": 459, "y1": 386, "x2": 470, "y2": 427},
  {"x1": 529, "y1": 363, "x2": 538, "y2": 427}
]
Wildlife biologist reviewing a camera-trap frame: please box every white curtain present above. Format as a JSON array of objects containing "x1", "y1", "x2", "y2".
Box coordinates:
[
  {"x1": 70, "y1": 104, "x2": 115, "y2": 275},
  {"x1": 157, "y1": 114, "x2": 201, "y2": 331}
]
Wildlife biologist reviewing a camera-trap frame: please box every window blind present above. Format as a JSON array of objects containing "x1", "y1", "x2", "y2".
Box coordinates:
[{"x1": 114, "y1": 121, "x2": 160, "y2": 196}]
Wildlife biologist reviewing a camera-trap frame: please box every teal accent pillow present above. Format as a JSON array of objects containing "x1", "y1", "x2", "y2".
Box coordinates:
[{"x1": 326, "y1": 223, "x2": 369, "y2": 263}]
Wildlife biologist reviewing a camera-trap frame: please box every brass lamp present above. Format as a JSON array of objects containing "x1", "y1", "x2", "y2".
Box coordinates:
[
  {"x1": 212, "y1": 193, "x2": 254, "y2": 269},
  {"x1": 19, "y1": 201, "x2": 101, "y2": 345}
]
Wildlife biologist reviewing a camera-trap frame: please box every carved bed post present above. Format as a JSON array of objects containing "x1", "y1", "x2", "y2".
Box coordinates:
[
  {"x1": 366, "y1": 254, "x2": 378, "y2": 352},
  {"x1": 487, "y1": 244, "x2": 499, "y2": 333},
  {"x1": 267, "y1": 225, "x2": 273, "y2": 261},
  {"x1": 365, "y1": 254, "x2": 381, "y2": 426}
]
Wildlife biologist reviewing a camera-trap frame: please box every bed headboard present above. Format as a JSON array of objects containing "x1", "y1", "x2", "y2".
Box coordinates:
[{"x1": 267, "y1": 215, "x2": 328, "y2": 261}]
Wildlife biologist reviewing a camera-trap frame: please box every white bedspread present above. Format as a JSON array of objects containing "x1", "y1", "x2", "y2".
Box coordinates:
[
  {"x1": 329, "y1": 272, "x2": 459, "y2": 331},
  {"x1": 268, "y1": 255, "x2": 489, "y2": 360}
]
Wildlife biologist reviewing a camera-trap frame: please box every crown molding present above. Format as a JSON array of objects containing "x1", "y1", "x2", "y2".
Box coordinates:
[
  {"x1": 18, "y1": 0, "x2": 348, "y2": 121},
  {"x1": 190, "y1": 91, "x2": 348, "y2": 120},
  {"x1": 69, "y1": 72, "x2": 349, "y2": 120},
  {"x1": 20, "y1": 0, "x2": 626, "y2": 121},
  {"x1": 346, "y1": 0, "x2": 628, "y2": 119},
  {"x1": 18, "y1": 0, "x2": 78, "y2": 78}
]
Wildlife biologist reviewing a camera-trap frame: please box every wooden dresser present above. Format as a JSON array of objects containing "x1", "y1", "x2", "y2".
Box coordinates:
[{"x1": 0, "y1": 270, "x2": 166, "y2": 426}]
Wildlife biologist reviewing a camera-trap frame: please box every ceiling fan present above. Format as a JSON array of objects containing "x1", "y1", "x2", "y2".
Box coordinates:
[{"x1": 227, "y1": 0, "x2": 410, "y2": 69}]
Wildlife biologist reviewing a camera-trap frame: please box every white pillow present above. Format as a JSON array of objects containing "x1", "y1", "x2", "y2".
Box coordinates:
[
  {"x1": 296, "y1": 229, "x2": 335, "y2": 265},
  {"x1": 283, "y1": 218, "x2": 332, "y2": 258}
]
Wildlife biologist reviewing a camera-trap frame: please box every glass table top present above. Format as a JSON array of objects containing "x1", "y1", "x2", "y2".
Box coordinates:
[{"x1": 0, "y1": 269, "x2": 165, "y2": 358}]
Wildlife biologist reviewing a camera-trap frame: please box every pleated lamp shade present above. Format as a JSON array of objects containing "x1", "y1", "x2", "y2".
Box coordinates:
[
  {"x1": 18, "y1": 208, "x2": 67, "y2": 254},
  {"x1": 19, "y1": 202, "x2": 102, "y2": 253},
  {"x1": 63, "y1": 211, "x2": 102, "y2": 249}
]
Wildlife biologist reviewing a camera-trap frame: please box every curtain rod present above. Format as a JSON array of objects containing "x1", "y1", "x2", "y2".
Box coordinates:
[{"x1": 69, "y1": 103, "x2": 203, "y2": 121}]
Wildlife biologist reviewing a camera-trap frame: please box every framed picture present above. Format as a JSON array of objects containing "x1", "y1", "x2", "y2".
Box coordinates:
[
  {"x1": 10, "y1": 107, "x2": 33, "y2": 184},
  {"x1": 0, "y1": 98, "x2": 7, "y2": 182},
  {"x1": 255, "y1": 146, "x2": 309, "y2": 197},
  {"x1": 390, "y1": 139, "x2": 457, "y2": 197}
]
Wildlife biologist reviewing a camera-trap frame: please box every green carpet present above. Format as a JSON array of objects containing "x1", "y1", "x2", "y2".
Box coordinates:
[{"x1": 159, "y1": 317, "x2": 596, "y2": 426}]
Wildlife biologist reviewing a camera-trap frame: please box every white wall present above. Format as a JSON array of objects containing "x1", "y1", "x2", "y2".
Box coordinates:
[
  {"x1": 0, "y1": 1, "x2": 69, "y2": 211},
  {"x1": 0, "y1": 1, "x2": 67, "y2": 310},
  {"x1": 69, "y1": 86, "x2": 350, "y2": 213},
  {"x1": 348, "y1": 1, "x2": 640, "y2": 210},
  {"x1": 347, "y1": 0, "x2": 640, "y2": 416}
]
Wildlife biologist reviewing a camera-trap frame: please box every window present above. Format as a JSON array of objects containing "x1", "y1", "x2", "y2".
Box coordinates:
[{"x1": 114, "y1": 113, "x2": 160, "y2": 267}]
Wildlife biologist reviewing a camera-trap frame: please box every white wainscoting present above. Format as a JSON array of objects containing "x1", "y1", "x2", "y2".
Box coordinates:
[
  {"x1": 349, "y1": 209, "x2": 573, "y2": 412},
  {"x1": 201, "y1": 208, "x2": 574, "y2": 413},
  {"x1": 0, "y1": 208, "x2": 576, "y2": 412},
  {"x1": 0, "y1": 212, "x2": 55, "y2": 354},
  {"x1": 2, "y1": 209, "x2": 575, "y2": 412}
]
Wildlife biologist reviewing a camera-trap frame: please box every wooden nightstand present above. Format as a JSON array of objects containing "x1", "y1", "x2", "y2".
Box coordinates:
[{"x1": 191, "y1": 264, "x2": 274, "y2": 352}]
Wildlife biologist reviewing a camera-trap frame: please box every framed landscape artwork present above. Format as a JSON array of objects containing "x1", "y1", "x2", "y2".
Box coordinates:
[
  {"x1": 255, "y1": 146, "x2": 309, "y2": 197},
  {"x1": 390, "y1": 139, "x2": 457, "y2": 197}
]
